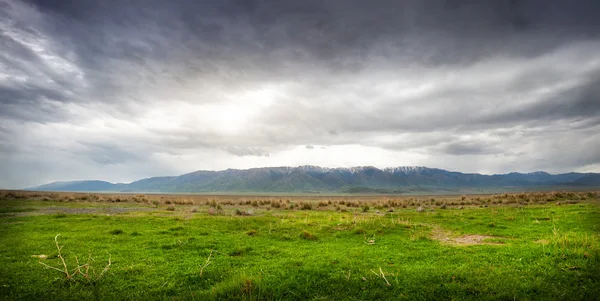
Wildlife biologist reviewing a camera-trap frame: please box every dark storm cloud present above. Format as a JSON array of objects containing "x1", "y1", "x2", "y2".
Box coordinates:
[
  {"x1": 494, "y1": 71, "x2": 600, "y2": 123},
  {"x1": 2, "y1": 0, "x2": 600, "y2": 187},
  {"x1": 15, "y1": 0, "x2": 600, "y2": 90}
]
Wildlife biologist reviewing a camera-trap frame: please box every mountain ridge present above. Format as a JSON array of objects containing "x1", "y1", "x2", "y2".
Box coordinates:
[{"x1": 26, "y1": 165, "x2": 600, "y2": 193}]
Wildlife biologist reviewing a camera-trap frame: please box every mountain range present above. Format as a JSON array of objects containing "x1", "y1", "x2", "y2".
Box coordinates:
[{"x1": 26, "y1": 166, "x2": 600, "y2": 194}]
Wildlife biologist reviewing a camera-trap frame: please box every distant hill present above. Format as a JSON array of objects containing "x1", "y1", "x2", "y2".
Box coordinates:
[
  {"x1": 26, "y1": 166, "x2": 600, "y2": 193},
  {"x1": 565, "y1": 174, "x2": 600, "y2": 186},
  {"x1": 29, "y1": 180, "x2": 118, "y2": 192}
]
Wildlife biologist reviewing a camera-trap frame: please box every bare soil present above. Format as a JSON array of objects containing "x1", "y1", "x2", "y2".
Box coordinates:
[{"x1": 432, "y1": 227, "x2": 505, "y2": 245}]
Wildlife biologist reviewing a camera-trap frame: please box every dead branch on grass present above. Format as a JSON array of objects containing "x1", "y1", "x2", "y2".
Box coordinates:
[
  {"x1": 38, "y1": 234, "x2": 111, "y2": 283},
  {"x1": 199, "y1": 250, "x2": 215, "y2": 277},
  {"x1": 370, "y1": 267, "x2": 391, "y2": 286}
]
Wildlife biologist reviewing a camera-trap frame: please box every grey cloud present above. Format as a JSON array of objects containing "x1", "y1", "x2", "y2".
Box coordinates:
[
  {"x1": 5, "y1": 0, "x2": 599, "y2": 119},
  {"x1": 260, "y1": 43, "x2": 600, "y2": 138},
  {"x1": 439, "y1": 141, "x2": 502, "y2": 156},
  {"x1": 79, "y1": 143, "x2": 141, "y2": 165},
  {"x1": 18, "y1": 0, "x2": 600, "y2": 84},
  {"x1": 0, "y1": 84, "x2": 66, "y2": 105},
  {"x1": 225, "y1": 147, "x2": 269, "y2": 157},
  {"x1": 0, "y1": 84, "x2": 72, "y2": 122},
  {"x1": 474, "y1": 70, "x2": 600, "y2": 127},
  {"x1": 305, "y1": 145, "x2": 314, "y2": 149}
]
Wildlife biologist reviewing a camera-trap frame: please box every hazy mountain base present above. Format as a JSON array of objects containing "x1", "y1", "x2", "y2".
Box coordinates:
[{"x1": 27, "y1": 166, "x2": 600, "y2": 194}]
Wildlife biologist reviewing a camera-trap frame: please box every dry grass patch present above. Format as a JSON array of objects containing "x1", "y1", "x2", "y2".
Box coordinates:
[
  {"x1": 432, "y1": 227, "x2": 506, "y2": 245},
  {"x1": 452, "y1": 235, "x2": 505, "y2": 245}
]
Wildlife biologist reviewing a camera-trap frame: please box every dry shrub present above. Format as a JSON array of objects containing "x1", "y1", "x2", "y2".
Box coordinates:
[
  {"x1": 234, "y1": 208, "x2": 251, "y2": 216},
  {"x1": 300, "y1": 230, "x2": 317, "y2": 240},
  {"x1": 38, "y1": 234, "x2": 111, "y2": 283}
]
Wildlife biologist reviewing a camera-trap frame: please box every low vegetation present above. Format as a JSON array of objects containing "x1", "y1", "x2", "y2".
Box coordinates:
[{"x1": 0, "y1": 190, "x2": 599, "y2": 300}]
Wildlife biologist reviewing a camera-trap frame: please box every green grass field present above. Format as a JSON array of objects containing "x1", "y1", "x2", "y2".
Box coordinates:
[{"x1": 0, "y1": 191, "x2": 599, "y2": 300}]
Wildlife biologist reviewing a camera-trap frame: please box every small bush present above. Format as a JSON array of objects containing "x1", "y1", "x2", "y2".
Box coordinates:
[
  {"x1": 353, "y1": 228, "x2": 366, "y2": 234},
  {"x1": 234, "y1": 209, "x2": 251, "y2": 216},
  {"x1": 166, "y1": 205, "x2": 175, "y2": 211},
  {"x1": 229, "y1": 247, "x2": 252, "y2": 256},
  {"x1": 301, "y1": 203, "x2": 312, "y2": 210},
  {"x1": 246, "y1": 229, "x2": 257, "y2": 236},
  {"x1": 300, "y1": 230, "x2": 317, "y2": 240}
]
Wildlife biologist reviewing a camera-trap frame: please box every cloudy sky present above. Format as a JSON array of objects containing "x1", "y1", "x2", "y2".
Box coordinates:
[{"x1": 1, "y1": 0, "x2": 600, "y2": 188}]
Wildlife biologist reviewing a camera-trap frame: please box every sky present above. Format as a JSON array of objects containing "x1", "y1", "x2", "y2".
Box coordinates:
[{"x1": 1, "y1": 0, "x2": 600, "y2": 188}]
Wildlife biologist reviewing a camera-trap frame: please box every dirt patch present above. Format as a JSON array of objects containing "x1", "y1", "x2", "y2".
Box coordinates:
[
  {"x1": 452, "y1": 235, "x2": 504, "y2": 245},
  {"x1": 432, "y1": 227, "x2": 505, "y2": 245}
]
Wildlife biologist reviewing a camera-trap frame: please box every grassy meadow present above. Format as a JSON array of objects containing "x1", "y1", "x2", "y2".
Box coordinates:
[{"x1": 0, "y1": 190, "x2": 599, "y2": 300}]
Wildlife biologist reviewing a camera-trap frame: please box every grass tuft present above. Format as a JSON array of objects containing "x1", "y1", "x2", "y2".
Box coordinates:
[{"x1": 300, "y1": 230, "x2": 317, "y2": 240}]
